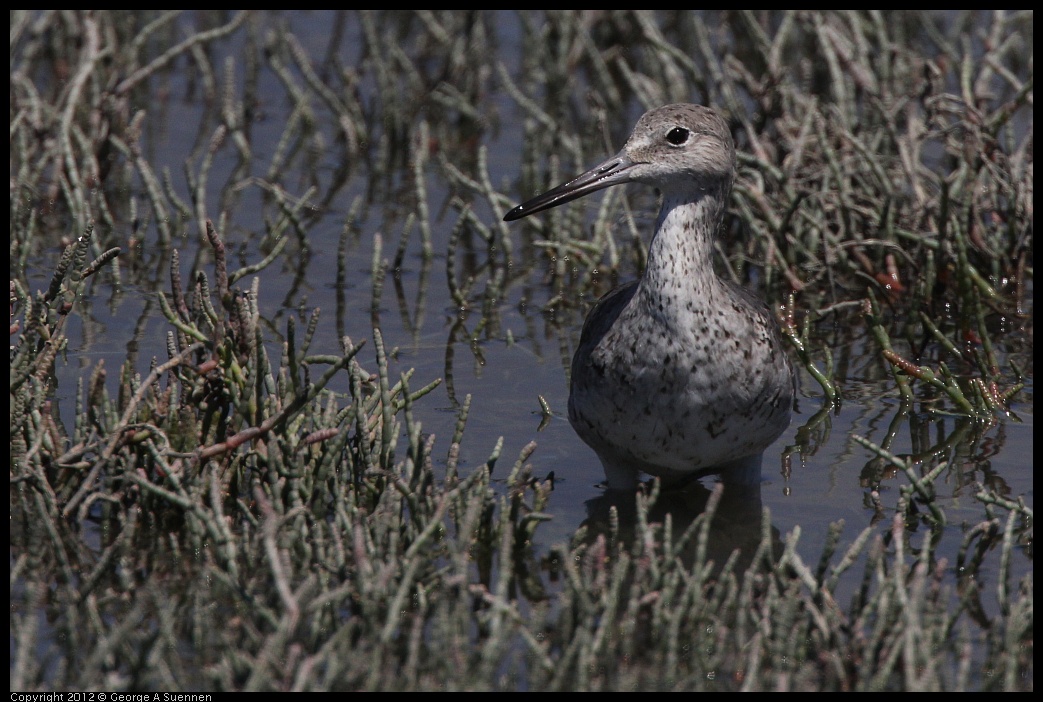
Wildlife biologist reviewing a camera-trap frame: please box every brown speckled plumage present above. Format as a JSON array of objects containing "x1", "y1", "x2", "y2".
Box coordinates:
[{"x1": 505, "y1": 104, "x2": 794, "y2": 489}]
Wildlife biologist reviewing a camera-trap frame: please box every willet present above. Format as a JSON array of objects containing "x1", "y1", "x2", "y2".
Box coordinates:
[{"x1": 505, "y1": 104, "x2": 794, "y2": 490}]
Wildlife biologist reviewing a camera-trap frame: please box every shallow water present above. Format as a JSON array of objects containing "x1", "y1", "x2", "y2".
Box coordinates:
[{"x1": 30, "y1": 10, "x2": 1032, "y2": 637}]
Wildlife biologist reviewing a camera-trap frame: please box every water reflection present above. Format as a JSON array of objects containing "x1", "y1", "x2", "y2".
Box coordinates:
[{"x1": 580, "y1": 465, "x2": 782, "y2": 577}]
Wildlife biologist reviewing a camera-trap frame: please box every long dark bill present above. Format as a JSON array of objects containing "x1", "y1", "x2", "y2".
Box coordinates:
[{"x1": 503, "y1": 150, "x2": 636, "y2": 221}]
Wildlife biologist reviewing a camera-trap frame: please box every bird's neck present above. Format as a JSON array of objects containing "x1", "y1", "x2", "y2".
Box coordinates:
[{"x1": 639, "y1": 187, "x2": 728, "y2": 311}]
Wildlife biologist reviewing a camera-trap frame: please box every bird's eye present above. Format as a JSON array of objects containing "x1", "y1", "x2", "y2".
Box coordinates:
[{"x1": 666, "y1": 127, "x2": 690, "y2": 145}]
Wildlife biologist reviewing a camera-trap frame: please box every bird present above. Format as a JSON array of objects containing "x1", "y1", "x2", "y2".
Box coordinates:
[{"x1": 504, "y1": 104, "x2": 794, "y2": 490}]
